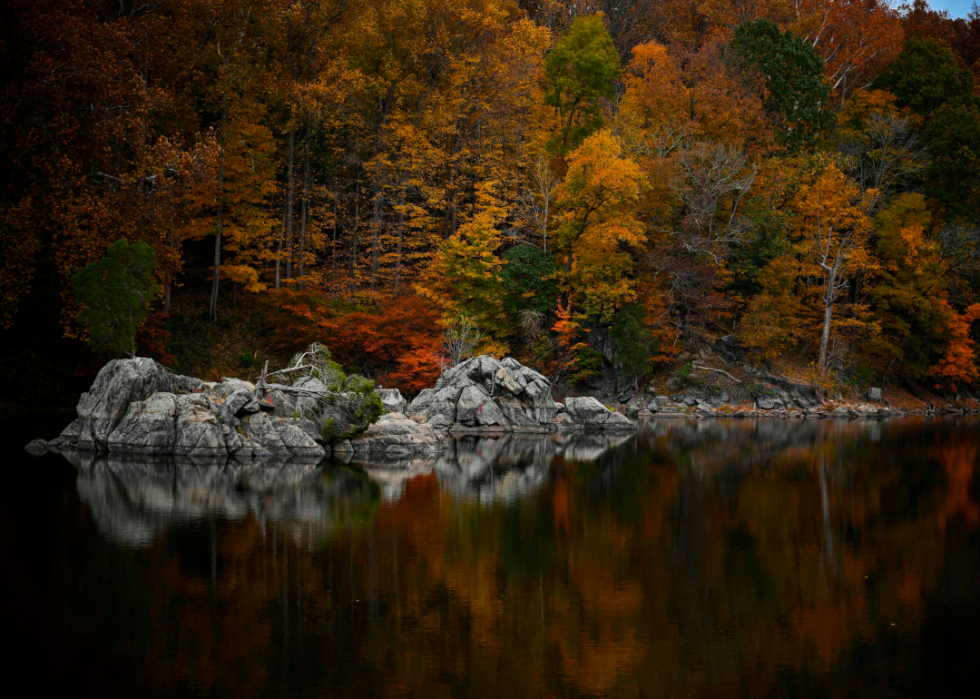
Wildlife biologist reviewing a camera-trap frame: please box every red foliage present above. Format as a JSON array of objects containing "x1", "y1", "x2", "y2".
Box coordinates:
[
  {"x1": 137, "y1": 311, "x2": 177, "y2": 366},
  {"x1": 265, "y1": 291, "x2": 441, "y2": 395}
]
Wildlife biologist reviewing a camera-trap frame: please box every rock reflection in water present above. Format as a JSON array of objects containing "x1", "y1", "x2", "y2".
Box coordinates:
[
  {"x1": 65, "y1": 450, "x2": 379, "y2": 547},
  {"x1": 353, "y1": 432, "x2": 633, "y2": 504},
  {"x1": 66, "y1": 432, "x2": 634, "y2": 544}
]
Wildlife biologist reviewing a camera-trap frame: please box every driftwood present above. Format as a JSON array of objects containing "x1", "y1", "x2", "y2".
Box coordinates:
[
  {"x1": 255, "y1": 358, "x2": 353, "y2": 400},
  {"x1": 693, "y1": 363, "x2": 742, "y2": 384},
  {"x1": 267, "y1": 364, "x2": 313, "y2": 378}
]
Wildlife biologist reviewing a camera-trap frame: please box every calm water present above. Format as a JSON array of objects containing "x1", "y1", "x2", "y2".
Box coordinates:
[{"x1": 2, "y1": 417, "x2": 979, "y2": 698}]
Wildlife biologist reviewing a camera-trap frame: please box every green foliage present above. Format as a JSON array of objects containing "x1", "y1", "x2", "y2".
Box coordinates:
[
  {"x1": 71, "y1": 239, "x2": 161, "y2": 356},
  {"x1": 731, "y1": 20, "x2": 833, "y2": 148},
  {"x1": 923, "y1": 101, "x2": 980, "y2": 210},
  {"x1": 875, "y1": 39, "x2": 974, "y2": 117},
  {"x1": 340, "y1": 374, "x2": 384, "y2": 436},
  {"x1": 237, "y1": 348, "x2": 260, "y2": 368},
  {"x1": 675, "y1": 363, "x2": 693, "y2": 381},
  {"x1": 501, "y1": 244, "x2": 559, "y2": 316},
  {"x1": 417, "y1": 212, "x2": 510, "y2": 343},
  {"x1": 544, "y1": 14, "x2": 620, "y2": 156},
  {"x1": 565, "y1": 342, "x2": 604, "y2": 386},
  {"x1": 610, "y1": 304, "x2": 656, "y2": 379},
  {"x1": 726, "y1": 209, "x2": 789, "y2": 298}
]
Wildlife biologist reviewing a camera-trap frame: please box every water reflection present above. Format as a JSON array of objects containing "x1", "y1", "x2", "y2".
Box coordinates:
[
  {"x1": 65, "y1": 433, "x2": 634, "y2": 545},
  {"x1": 7, "y1": 417, "x2": 978, "y2": 698},
  {"x1": 65, "y1": 451, "x2": 379, "y2": 547}
]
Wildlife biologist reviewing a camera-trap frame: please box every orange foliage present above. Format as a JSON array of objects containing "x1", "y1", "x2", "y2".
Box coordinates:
[
  {"x1": 265, "y1": 291, "x2": 441, "y2": 393},
  {"x1": 929, "y1": 302, "x2": 980, "y2": 391}
]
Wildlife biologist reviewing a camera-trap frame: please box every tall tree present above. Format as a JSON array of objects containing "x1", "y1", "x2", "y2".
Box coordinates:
[
  {"x1": 731, "y1": 19, "x2": 834, "y2": 148},
  {"x1": 792, "y1": 164, "x2": 876, "y2": 370},
  {"x1": 555, "y1": 129, "x2": 647, "y2": 320},
  {"x1": 544, "y1": 13, "x2": 621, "y2": 156}
]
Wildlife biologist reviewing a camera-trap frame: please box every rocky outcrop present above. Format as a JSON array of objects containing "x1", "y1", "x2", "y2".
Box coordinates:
[
  {"x1": 405, "y1": 355, "x2": 635, "y2": 433},
  {"x1": 48, "y1": 357, "x2": 331, "y2": 460},
  {"x1": 43, "y1": 352, "x2": 637, "y2": 461}
]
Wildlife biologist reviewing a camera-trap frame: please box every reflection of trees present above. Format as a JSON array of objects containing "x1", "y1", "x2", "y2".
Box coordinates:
[
  {"x1": 43, "y1": 418, "x2": 979, "y2": 698},
  {"x1": 65, "y1": 451, "x2": 380, "y2": 547}
]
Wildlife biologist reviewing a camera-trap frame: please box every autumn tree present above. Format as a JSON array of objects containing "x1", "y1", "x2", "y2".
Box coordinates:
[
  {"x1": 789, "y1": 0, "x2": 903, "y2": 105},
  {"x1": 929, "y1": 302, "x2": 980, "y2": 391},
  {"x1": 544, "y1": 13, "x2": 621, "y2": 156},
  {"x1": 867, "y1": 194, "x2": 950, "y2": 382},
  {"x1": 836, "y1": 89, "x2": 926, "y2": 209},
  {"x1": 416, "y1": 212, "x2": 510, "y2": 348},
  {"x1": 792, "y1": 164, "x2": 876, "y2": 371},
  {"x1": 555, "y1": 129, "x2": 648, "y2": 321}
]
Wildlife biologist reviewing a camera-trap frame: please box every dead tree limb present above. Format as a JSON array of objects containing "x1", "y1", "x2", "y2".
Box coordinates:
[{"x1": 694, "y1": 364, "x2": 742, "y2": 384}]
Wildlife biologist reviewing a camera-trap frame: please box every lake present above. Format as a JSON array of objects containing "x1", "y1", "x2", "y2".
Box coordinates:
[{"x1": 2, "y1": 416, "x2": 978, "y2": 698}]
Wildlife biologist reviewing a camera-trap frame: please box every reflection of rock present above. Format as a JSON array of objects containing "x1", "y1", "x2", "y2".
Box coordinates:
[
  {"x1": 635, "y1": 416, "x2": 886, "y2": 477},
  {"x1": 556, "y1": 433, "x2": 632, "y2": 462},
  {"x1": 66, "y1": 451, "x2": 379, "y2": 547},
  {"x1": 358, "y1": 460, "x2": 436, "y2": 501},
  {"x1": 411, "y1": 432, "x2": 634, "y2": 504}
]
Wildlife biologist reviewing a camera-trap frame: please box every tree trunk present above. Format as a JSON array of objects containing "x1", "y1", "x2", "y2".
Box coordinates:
[
  {"x1": 298, "y1": 116, "x2": 311, "y2": 289},
  {"x1": 350, "y1": 195, "x2": 360, "y2": 297},
  {"x1": 369, "y1": 177, "x2": 384, "y2": 291},
  {"x1": 275, "y1": 206, "x2": 285, "y2": 290},
  {"x1": 391, "y1": 190, "x2": 406, "y2": 297},
  {"x1": 818, "y1": 269, "x2": 836, "y2": 371},
  {"x1": 209, "y1": 92, "x2": 228, "y2": 322},
  {"x1": 284, "y1": 126, "x2": 296, "y2": 281}
]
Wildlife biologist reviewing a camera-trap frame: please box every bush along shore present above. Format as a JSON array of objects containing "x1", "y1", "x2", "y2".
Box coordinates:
[{"x1": 26, "y1": 345, "x2": 636, "y2": 460}]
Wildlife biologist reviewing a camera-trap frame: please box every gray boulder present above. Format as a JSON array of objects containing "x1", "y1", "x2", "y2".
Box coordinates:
[
  {"x1": 455, "y1": 385, "x2": 509, "y2": 428},
  {"x1": 174, "y1": 394, "x2": 227, "y2": 456},
  {"x1": 563, "y1": 397, "x2": 611, "y2": 425},
  {"x1": 107, "y1": 392, "x2": 179, "y2": 454},
  {"x1": 60, "y1": 357, "x2": 178, "y2": 450},
  {"x1": 50, "y1": 353, "x2": 369, "y2": 460},
  {"x1": 407, "y1": 355, "x2": 559, "y2": 429},
  {"x1": 207, "y1": 378, "x2": 256, "y2": 400},
  {"x1": 378, "y1": 388, "x2": 408, "y2": 414},
  {"x1": 225, "y1": 388, "x2": 260, "y2": 416},
  {"x1": 24, "y1": 439, "x2": 49, "y2": 456},
  {"x1": 867, "y1": 387, "x2": 883, "y2": 402},
  {"x1": 349, "y1": 413, "x2": 445, "y2": 455},
  {"x1": 604, "y1": 411, "x2": 636, "y2": 430}
]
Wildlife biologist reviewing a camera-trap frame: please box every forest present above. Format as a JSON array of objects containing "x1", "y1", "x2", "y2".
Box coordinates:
[{"x1": 2, "y1": 0, "x2": 980, "y2": 401}]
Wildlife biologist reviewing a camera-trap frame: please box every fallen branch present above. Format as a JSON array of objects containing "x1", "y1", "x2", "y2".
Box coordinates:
[
  {"x1": 267, "y1": 364, "x2": 313, "y2": 378},
  {"x1": 693, "y1": 363, "x2": 742, "y2": 383}
]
